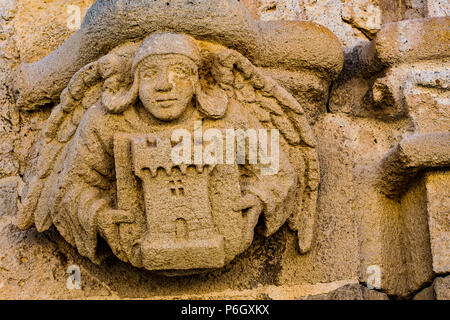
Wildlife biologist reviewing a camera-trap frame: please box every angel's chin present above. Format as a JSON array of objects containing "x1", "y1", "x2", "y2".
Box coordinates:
[{"x1": 149, "y1": 109, "x2": 184, "y2": 122}]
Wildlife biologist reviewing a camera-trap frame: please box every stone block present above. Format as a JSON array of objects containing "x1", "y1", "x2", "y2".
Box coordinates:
[{"x1": 0, "y1": 177, "x2": 18, "y2": 217}]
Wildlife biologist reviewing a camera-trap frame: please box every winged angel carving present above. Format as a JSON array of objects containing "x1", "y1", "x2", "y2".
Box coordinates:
[{"x1": 17, "y1": 33, "x2": 319, "y2": 273}]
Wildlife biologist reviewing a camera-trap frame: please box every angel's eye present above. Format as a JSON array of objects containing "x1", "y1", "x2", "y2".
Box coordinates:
[
  {"x1": 142, "y1": 70, "x2": 157, "y2": 79},
  {"x1": 170, "y1": 65, "x2": 190, "y2": 78}
]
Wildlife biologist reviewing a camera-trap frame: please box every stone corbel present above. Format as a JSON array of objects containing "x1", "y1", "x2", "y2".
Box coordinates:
[
  {"x1": 378, "y1": 132, "x2": 450, "y2": 279},
  {"x1": 356, "y1": 16, "x2": 450, "y2": 295},
  {"x1": 374, "y1": 16, "x2": 450, "y2": 196},
  {"x1": 379, "y1": 132, "x2": 450, "y2": 199}
]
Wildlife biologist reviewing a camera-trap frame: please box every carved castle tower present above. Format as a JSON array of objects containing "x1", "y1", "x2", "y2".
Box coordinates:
[{"x1": 131, "y1": 135, "x2": 225, "y2": 270}]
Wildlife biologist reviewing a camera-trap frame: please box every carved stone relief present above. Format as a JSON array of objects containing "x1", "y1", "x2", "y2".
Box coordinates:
[{"x1": 15, "y1": 29, "x2": 323, "y2": 274}]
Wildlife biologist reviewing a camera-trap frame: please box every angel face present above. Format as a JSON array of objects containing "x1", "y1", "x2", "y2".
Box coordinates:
[{"x1": 138, "y1": 54, "x2": 198, "y2": 121}]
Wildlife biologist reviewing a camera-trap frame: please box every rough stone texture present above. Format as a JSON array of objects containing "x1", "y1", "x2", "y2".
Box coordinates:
[
  {"x1": 14, "y1": 0, "x2": 95, "y2": 63},
  {"x1": 413, "y1": 285, "x2": 435, "y2": 300},
  {"x1": 0, "y1": 177, "x2": 18, "y2": 217},
  {"x1": 400, "y1": 177, "x2": 434, "y2": 294},
  {"x1": 414, "y1": 275, "x2": 450, "y2": 300},
  {"x1": 242, "y1": 0, "x2": 433, "y2": 48},
  {"x1": 426, "y1": 171, "x2": 450, "y2": 274},
  {"x1": 374, "y1": 17, "x2": 449, "y2": 67},
  {"x1": 0, "y1": 0, "x2": 448, "y2": 300},
  {"x1": 305, "y1": 283, "x2": 389, "y2": 300},
  {"x1": 254, "y1": 0, "x2": 378, "y2": 47},
  {"x1": 427, "y1": 0, "x2": 450, "y2": 17},
  {"x1": 342, "y1": 0, "x2": 382, "y2": 39},
  {"x1": 278, "y1": 114, "x2": 360, "y2": 286},
  {"x1": 433, "y1": 275, "x2": 450, "y2": 300}
]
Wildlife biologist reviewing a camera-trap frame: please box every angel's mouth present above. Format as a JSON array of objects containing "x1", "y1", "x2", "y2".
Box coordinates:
[
  {"x1": 154, "y1": 99, "x2": 178, "y2": 108},
  {"x1": 156, "y1": 98, "x2": 178, "y2": 102}
]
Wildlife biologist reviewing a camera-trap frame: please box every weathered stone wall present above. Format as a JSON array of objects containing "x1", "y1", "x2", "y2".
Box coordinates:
[{"x1": 0, "y1": 0, "x2": 448, "y2": 299}]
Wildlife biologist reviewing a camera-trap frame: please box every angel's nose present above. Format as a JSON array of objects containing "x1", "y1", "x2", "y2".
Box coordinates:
[{"x1": 155, "y1": 72, "x2": 173, "y2": 92}]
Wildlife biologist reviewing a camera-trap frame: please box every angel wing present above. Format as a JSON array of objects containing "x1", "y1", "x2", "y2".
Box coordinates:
[
  {"x1": 210, "y1": 49, "x2": 319, "y2": 254},
  {"x1": 17, "y1": 42, "x2": 140, "y2": 233}
]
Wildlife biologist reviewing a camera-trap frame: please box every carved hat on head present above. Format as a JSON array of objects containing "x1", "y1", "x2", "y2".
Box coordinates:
[
  {"x1": 132, "y1": 32, "x2": 201, "y2": 73},
  {"x1": 102, "y1": 32, "x2": 228, "y2": 118}
]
